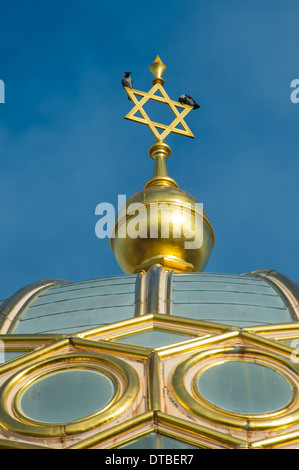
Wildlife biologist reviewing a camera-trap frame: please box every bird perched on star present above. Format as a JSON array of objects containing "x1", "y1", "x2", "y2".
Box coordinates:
[
  {"x1": 122, "y1": 72, "x2": 133, "y2": 100},
  {"x1": 122, "y1": 72, "x2": 133, "y2": 89},
  {"x1": 178, "y1": 94, "x2": 200, "y2": 109}
]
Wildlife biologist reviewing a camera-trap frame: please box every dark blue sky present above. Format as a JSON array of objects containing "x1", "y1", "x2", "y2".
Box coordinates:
[{"x1": 0, "y1": 0, "x2": 298, "y2": 298}]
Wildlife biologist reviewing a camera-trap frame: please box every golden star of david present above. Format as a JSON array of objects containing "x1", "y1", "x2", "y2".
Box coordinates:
[{"x1": 123, "y1": 57, "x2": 195, "y2": 141}]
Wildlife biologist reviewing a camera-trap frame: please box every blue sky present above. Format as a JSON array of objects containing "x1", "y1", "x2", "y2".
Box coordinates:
[{"x1": 0, "y1": 0, "x2": 298, "y2": 298}]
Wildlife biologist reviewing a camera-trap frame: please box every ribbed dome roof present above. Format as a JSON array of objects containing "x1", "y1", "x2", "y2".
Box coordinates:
[{"x1": 1, "y1": 269, "x2": 297, "y2": 335}]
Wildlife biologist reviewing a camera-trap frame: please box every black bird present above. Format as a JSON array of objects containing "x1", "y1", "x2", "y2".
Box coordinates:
[
  {"x1": 122, "y1": 72, "x2": 133, "y2": 100},
  {"x1": 122, "y1": 72, "x2": 133, "y2": 89},
  {"x1": 178, "y1": 94, "x2": 200, "y2": 109}
]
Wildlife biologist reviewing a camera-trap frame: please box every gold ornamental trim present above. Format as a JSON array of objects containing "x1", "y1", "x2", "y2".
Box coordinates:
[
  {"x1": 192, "y1": 359, "x2": 297, "y2": 418},
  {"x1": 156, "y1": 411, "x2": 249, "y2": 449},
  {"x1": 68, "y1": 411, "x2": 155, "y2": 449},
  {"x1": 0, "y1": 352, "x2": 139, "y2": 437},
  {"x1": 0, "y1": 438, "x2": 51, "y2": 449},
  {"x1": 172, "y1": 346, "x2": 299, "y2": 431},
  {"x1": 248, "y1": 270, "x2": 299, "y2": 321},
  {"x1": 68, "y1": 410, "x2": 249, "y2": 449},
  {"x1": 251, "y1": 429, "x2": 299, "y2": 449},
  {"x1": 75, "y1": 313, "x2": 231, "y2": 342},
  {"x1": 0, "y1": 279, "x2": 68, "y2": 334},
  {"x1": 13, "y1": 363, "x2": 121, "y2": 426},
  {"x1": 148, "y1": 352, "x2": 161, "y2": 411}
]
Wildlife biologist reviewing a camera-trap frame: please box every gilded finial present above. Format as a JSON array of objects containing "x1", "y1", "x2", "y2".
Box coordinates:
[
  {"x1": 112, "y1": 57, "x2": 215, "y2": 275},
  {"x1": 149, "y1": 55, "x2": 167, "y2": 85},
  {"x1": 144, "y1": 140, "x2": 179, "y2": 189}
]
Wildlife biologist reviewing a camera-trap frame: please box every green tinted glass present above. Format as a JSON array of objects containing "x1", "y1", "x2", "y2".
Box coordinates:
[
  {"x1": 20, "y1": 369, "x2": 115, "y2": 423},
  {"x1": 197, "y1": 361, "x2": 293, "y2": 414}
]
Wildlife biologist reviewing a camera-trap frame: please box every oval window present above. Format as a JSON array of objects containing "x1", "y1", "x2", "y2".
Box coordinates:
[
  {"x1": 19, "y1": 368, "x2": 115, "y2": 423},
  {"x1": 197, "y1": 361, "x2": 293, "y2": 415}
]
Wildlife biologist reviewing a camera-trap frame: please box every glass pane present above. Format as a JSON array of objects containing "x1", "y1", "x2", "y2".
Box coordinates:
[
  {"x1": 0, "y1": 348, "x2": 30, "y2": 364},
  {"x1": 122, "y1": 434, "x2": 156, "y2": 449},
  {"x1": 20, "y1": 369, "x2": 115, "y2": 423},
  {"x1": 4, "y1": 351, "x2": 28, "y2": 362},
  {"x1": 159, "y1": 435, "x2": 199, "y2": 449},
  {"x1": 197, "y1": 361, "x2": 293, "y2": 414},
  {"x1": 115, "y1": 329, "x2": 193, "y2": 348},
  {"x1": 121, "y1": 433, "x2": 199, "y2": 449}
]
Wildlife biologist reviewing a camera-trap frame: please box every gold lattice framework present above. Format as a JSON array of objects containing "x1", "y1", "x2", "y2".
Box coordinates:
[{"x1": 123, "y1": 56, "x2": 195, "y2": 141}]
